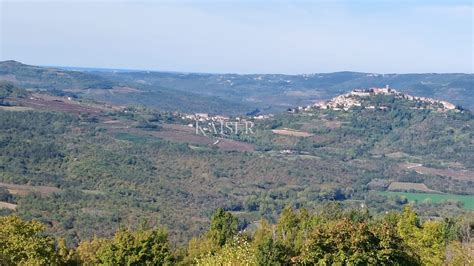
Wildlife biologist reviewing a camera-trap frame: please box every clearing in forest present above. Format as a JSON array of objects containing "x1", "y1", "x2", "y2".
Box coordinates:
[
  {"x1": 387, "y1": 182, "x2": 439, "y2": 193},
  {"x1": 272, "y1": 128, "x2": 313, "y2": 137}
]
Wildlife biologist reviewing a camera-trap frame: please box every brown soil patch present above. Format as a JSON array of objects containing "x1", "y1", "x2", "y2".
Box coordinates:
[
  {"x1": 388, "y1": 182, "x2": 439, "y2": 193},
  {"x1": 0, "y1": 106, "x2": 34, "y2": 111},
  {"x1": 216, "y1": 139, "x2": 255, "y2": 152},
  {"x1": 16, "y1": 95, "x2": 104, "y2": 114},
  {"x1": 72, "y1": 86, "x2": 142, "y2": 96},
  {"x1": 153, "y1": 130, "x2": 214, "y2": 145},
  {"x1": 386, "y1": 152, "x2": 411, "y2": 159},
  {"x1": 272, "y1": 128, "x2": 313, "y2": 137},
  {"x1": 103, "y1": 120, "x2": 123, "y2": 124},
  {"x1": 0, "y1": 182, "x2": 60, "y2": 196},
  {"x1": 399, "y1": 163, "x2": 474, "y2": 181},
  {"x1": 0, "y1": 201, "x2": 17, "y2": 210}
]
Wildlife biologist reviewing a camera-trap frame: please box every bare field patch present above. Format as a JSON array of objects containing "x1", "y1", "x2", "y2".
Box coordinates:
[
  {"x1": 0, "y1": 201, "x2": 17, "y2": 210},
  {"x1": 17, "y1": 95, "x2": 104, "y2": 114},
  {"x1": 386, "y1": 152, "x2": 411, "y2": 159},
  {"x1": 272, "y1": 128, "x2": 313, "y2": 137},
  {"x1": 216, "y1": 139, "x2": 255, "y2": 152},
  {"x1": 388, "y1": 182, "x2": 439, "y2": 193},
  {"x1": 162, "y1": 124, "x2": 196, "y2": 132},
  {"x1": 0, "y1": 182, "x2": 60, "y2": 196},
  {"x1": 400, "y1": 162, "x2": 423, "y2": 169},
  {"x1": 399, "y1": 163, "x2": 474, "y2": 181},
  {"x1": 0, "y1": 106, "x2": 34, "y2": 111},
  {"x1": 415, "y1": 167, "x2": 474, "y2": 181},
  {"x1": 111, "y1": 86, "x2": 143, "y2": 93}
]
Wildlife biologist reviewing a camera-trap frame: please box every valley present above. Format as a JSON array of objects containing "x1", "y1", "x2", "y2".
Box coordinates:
[{"x1": 0, "y1": 71, "x2": 472, "y2": 247}]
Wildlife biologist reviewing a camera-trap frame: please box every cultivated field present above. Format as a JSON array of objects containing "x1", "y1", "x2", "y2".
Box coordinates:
[
  {"x1": 0, "y1": 106, "x2": 33, "y2": 111},
  {"x1": 64, "y1": 86, "x2": 144, "y2": 95},
  {"x1": 387, "y1": 182, "x2": 439, "y2": 193},
  {"x1": 400, "y1": 163, "x2": 474, "y2": 181},
  {"x1": 16, "y1": 95, "x2": 105, "y2": 114},
  {"x1": 111, "y1": 124, "x2": 255, "y2": 152},
  {"x1": 216, "y1": 139, "x2": 255, "y2": 152},
  {"x1": 380, "y1": 191, "x2": 474, "y2": 210}
]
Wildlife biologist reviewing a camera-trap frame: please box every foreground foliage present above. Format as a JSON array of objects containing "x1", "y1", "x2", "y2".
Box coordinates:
[{"x1": 1, "y1": 206, "x2": 472, "y2": 265}]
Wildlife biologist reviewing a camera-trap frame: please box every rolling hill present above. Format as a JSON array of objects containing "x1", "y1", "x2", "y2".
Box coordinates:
[{"x1": 1, "y1": 61, "x2": 473, "y2": 115}]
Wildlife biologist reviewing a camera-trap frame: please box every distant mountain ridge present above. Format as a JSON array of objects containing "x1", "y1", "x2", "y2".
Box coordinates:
[{"x1": 1, "y1": 60, "x2": 472, "y2": 114}]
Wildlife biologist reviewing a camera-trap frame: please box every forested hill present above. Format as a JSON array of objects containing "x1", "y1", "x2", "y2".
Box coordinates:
[{"x1": 1, "y1": 60, "x2": 473, "y2": 114}]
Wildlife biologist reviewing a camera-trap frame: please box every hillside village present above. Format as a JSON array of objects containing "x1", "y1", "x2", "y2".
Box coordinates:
[
  {"x1": 310, "y1": 86, "x2": 458, "y2": 112},
  {"x1": 286, "y1": 86, "x2": 459, "y2": 114},
  {"x1": 181, "y1": 86, "x2": 460, "y2": 135}
]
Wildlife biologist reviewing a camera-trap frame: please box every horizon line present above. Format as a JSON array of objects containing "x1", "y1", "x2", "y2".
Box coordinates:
[{"x1": 1, "y1": 59, "x2": 472, "y2": 76}]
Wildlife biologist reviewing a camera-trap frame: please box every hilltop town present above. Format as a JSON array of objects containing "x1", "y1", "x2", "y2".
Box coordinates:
[{"x1": 304, "y1": 86, "x2": 458, "y2": 112}]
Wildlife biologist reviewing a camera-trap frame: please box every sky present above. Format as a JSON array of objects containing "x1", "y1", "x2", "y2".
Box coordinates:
[{"x1": 0, "y1": 0, "x2": 472, "y2": 74}]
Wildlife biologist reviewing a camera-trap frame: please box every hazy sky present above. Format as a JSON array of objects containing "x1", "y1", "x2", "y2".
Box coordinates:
[{"x1": 1, "y1": 0, "x2": 472, "y2": 74}]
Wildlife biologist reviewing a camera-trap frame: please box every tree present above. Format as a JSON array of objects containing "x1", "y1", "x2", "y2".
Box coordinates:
[
  {"x1": 372, "y1": 220, "x2": 420, "y2": 265},
  {"x1": 0, "y1": 215, "x2": 75, "y2": 265},
  {"x1": 76, "y1": 237, "x2": 108, "y2": 265},
  {"x1": 300, "y1": 217, "x2": 419, "y2": 265},
  {"x1": 396, "y1": 206, "x2": 447, "y2": 265},
  {"x1": 255, "y1": 236, "x2": 289, "y2": 265},
  {"x1": 185, "y1": 236, "x2": 217, "y2": 264},
  {"x1": 252, "y1": 219, "x2": 273, "y2": 247},
  {"x1": 275, "y1": 207, "x2": 299, "y2": 249},
  {"x1": 78, "y1": 227, "x2": 173, "y2": 265},
  {"x1": 195, "y1": 234, "x2": 256, "y2": 266},
  {"x1": 207, "y1": 208, "x2": 238, "y2": 247}
]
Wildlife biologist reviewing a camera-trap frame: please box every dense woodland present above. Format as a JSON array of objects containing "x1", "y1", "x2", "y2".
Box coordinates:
[{"x1": 1, "y1": 206, "x2": 473, "y2": 265}]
